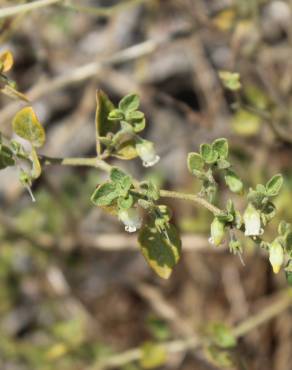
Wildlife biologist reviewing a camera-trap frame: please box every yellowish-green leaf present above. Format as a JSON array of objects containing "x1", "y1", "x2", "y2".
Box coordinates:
[
  {"x1": 95, "y1": 89, "x2": 116, "y2": 155},
  {"x1": 0, "y1": 50, "x2": 14, "y2": 73},
  {"x1": 113, "y1": 140, "x2": 138, "y2": 160},
  {"x1": 138, "y1": 224, "x2": 181, "y2": 279},
  {"x1": 30, "y1": 148, "x2": 42, "y2": 179},
  {"x1": 12, "y1": 107, "x2": 45, "y2": 148},
  {"x1": 231, "y1": 109, "x2": 261, "y2": 136},
  {"x1": 140, "y1": 342, "x2": 167, "y2": 369}
]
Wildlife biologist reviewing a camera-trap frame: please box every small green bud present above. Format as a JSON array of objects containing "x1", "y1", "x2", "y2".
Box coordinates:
[
  {"x1": 224, "y1": 169, "x2": 243, "y2": 194},
  {"x1": 269, "y1": 239, "x2": 284, "y2": 274},
  {"x1": 243, "y1": 203, "x2": 262, "y2": 237},
  {"x1": 108, "y1": 109, "x2": 124, "y2": 120},
  {"x1": 209, "y1": 217, "x2": 225, "y2": 247}
]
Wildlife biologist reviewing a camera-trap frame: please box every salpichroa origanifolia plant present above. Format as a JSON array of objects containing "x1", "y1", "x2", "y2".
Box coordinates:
[{"x1": 1, "y1": 50, "x2": 292, "y2": 281}]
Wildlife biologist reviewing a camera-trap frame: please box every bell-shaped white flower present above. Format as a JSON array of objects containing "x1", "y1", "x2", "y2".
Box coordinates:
[
  {"x1": 243, "y1": 203, "x2": 262, "y2": 236},
  {"x1": 136, "y1": 140, "x2": 160, "y2": 168},
  {"x1": 269, "y1": 239, "x2": 284, "y2": 274},
  {"x1": 118, "y1": 208, "x2": 142, "y2": 233},
  {"x1": 209, "y1": 217, "x2": 225, "y2": 247}
]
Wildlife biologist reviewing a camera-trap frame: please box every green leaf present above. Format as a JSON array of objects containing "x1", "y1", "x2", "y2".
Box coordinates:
[
  {"x1": 0, "y1": 144, "x2": 15, "y2": 169},
  {"x1": 285, "y1": 232, "x2": 292, "y2": 254},
  {"x1": 140, "y1": 181, "x2": 160, "y2": 201},
  {"x1": 118, "y1": 176, "x2": 132, "y2": 196},
  {"x1": 140, "y1": 342, "x2": 167, "y2": 369},
  {"x1": 117, "y1": 195, "x2": 134, "y2": 210},
  {"x1": 119, "y1": 93, "x2": 140, "y2": 113},
  {"x1": 187, "y1": 152, "x2": 204, "y2": 173},
  {"x1": 95, "y1": 90, "x2": 116, "y2": 155},
  {"x1": 247, "y1": 189, "x2": 265, "y2": 207},
  {"x1": 125, "y1": 110, "x2": 146, "y2": 133},
  {"x1": 224, "y1": 169, "x2": 243, "y2": 194},
  {"x1": 217, "y1": 158, "x2": 230, "y2": 170},
  {"x1": 256, "y1": 184, "x2": 266, "y2": 194},
  {"x1": 266, "y1": 174, "x2": 283, "y2": 196},
  {"x1": 285, "y1": 261, "x2": 292, "y2": 285},
  {"x1": 91, "y1": 182, "x2": 118, "y2": 206},
  {"x1": 138, "y1": 223, "x2": 181, "y2": 279},
  {"x1": 12, "y1": 107, "x2": 45, "y2": 148},
  {"x1": 212, "y1": 138, "x2": 228, "y2": 159},
  {"x1": 200, "y1": 143, "x2": 218, "y2": 164},
  {"x1": 208, "y1": 322, "x2": 237, "y2": 349},
  {"x1": 126, "y1": 110, "x2": 144, "y2": 120},
  {"x1": 278, "y1": 221, "x2": 291, "y2": 236},
  {"x1": 218, "y1": 70, "x2": 241, "y2": 91},
  {"x1": 110, "y1": 168, "x2": 128, "y2": 183}
]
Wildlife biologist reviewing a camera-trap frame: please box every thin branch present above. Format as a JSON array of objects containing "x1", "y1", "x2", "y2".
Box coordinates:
[
  {"x1": 63, "y1": 0, "x2": 149, "y2": 17},
  {"x1": 232, "y1": 291, "x2": 292, "y2": 338},
  {"x1": 0, "y1": 0, "x2": 61, "y2": 19},
  {"x1": 160, "y1": 189, "x2": 222, "y2": 216},
  {"x1": 90, "y1": 289, "x2": 292, "y2": 369}
]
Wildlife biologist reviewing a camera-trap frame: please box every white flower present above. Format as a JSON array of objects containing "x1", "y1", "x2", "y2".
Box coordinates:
[
  {"x1": 118, "y1": 208, "x2": 142, "y2": 233},
  {"x1": 243, "y1": 203, "x2": 262, "y2": 236},
  {"x1": 136, "y1": 140, "x2": 160, "y2": 168},
  {"x1": 269, "y1": 240, "x2": 284, "y2": 274},
  {"x1": 209, "y1": 217, "x2": 225, "y2": 247}
]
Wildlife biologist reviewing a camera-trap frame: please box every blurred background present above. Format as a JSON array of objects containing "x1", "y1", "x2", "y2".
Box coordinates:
[{"x1": 0, "y1": 0, "x2": 292, "y2": 369}]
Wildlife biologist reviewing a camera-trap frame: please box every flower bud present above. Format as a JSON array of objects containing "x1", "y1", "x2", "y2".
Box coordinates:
[
  {"x1": 118, "y1": 208, "x2": 142, "y2": 233},
  {"x1": 269, "y1": 239, "x2": 284, "y2": 274},
  {"x1": 209, "y1": 217, "x2": 225, "y2": 246},
  {"x1": 243, "y1": 203, "x2": 262, "y2": 236},
  {"x1": 136, "y1": 140, "x2": 160, "y2": 168}
]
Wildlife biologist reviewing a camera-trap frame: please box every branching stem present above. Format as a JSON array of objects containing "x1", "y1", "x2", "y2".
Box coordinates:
[{"x1": 41, "y1": 155, "x2": 223, "y2": 215}]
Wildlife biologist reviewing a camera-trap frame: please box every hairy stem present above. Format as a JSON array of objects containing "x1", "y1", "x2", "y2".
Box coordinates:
[
  {"x1": 40, "y1": 155, "x2": 112, "y2": 173},
  {"x1": 159, "y1": 189, "x2": 222, "y2": 215},
  {"x1": 41, "y1": 155, "x2": 222, "y2": 215}
]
